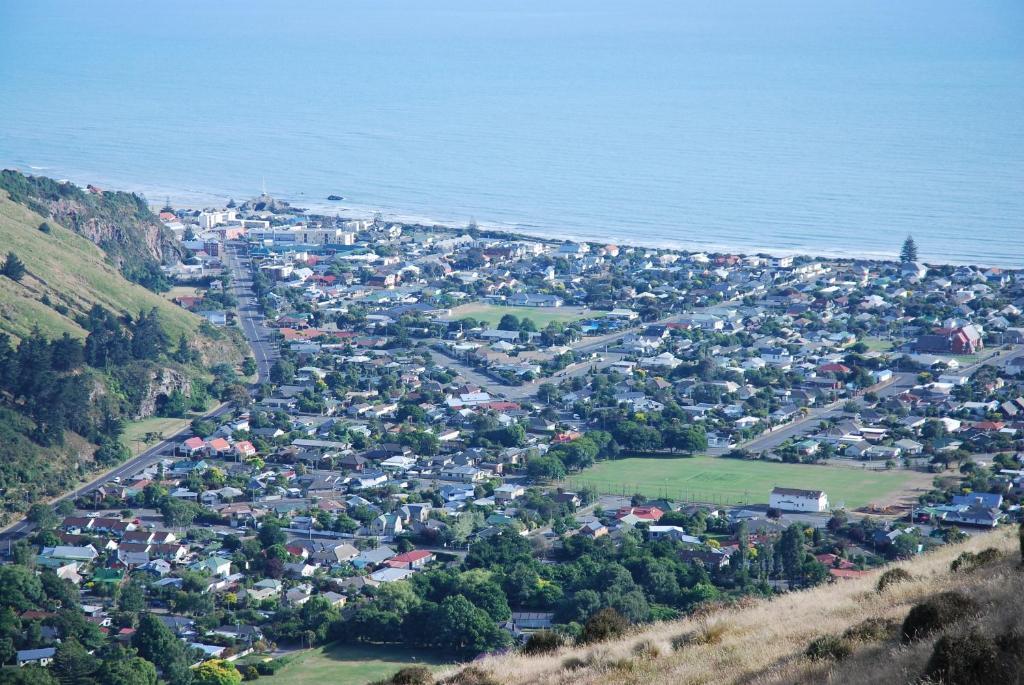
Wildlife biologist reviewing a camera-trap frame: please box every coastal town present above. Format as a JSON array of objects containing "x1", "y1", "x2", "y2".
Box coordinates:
[{"x1": 3, "y1": 195, "x2": 1024, "y2": 682}]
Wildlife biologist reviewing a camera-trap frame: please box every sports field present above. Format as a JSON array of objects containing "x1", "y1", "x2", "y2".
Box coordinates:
[
  {"x1": 565, "y1": 455, "x2": 919, "y2": 510},
  {"x1": 257, "y1": 643, "x2": 454, "y2": 685},
  {"x1": 449, "y1": 302, "x2": 593, "y2": 328}
]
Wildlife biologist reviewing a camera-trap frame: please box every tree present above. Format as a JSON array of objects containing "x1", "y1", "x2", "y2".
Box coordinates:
[
  {"x1": 26, "y1": 503, "x2": 58, "y2": 530},
  {"x1": 430, "y1": 595, "x2": 510, "y2": 654},
  {"x1": 269, "y1": 359, "x2": 295, "y2": 384},
  {"x1": 130, "y1": 309, "x2": 169, "y2": 361},
  {"x1": 159, "y1": 498, "x2": 202, "y2": 528},
  {"x1": 778, "y1": 524, "x2": 805, "y2": 586},
  {"x1": 258, "y1": 521, "x2": 287, "y2": 549},
  {"x1": 117, "y1": 582, "x2": 146, "y2": 613},
  {"x1": 96, "y1": 652, "x2": 158, "y2": 685},
  {"x1": 52, "y1": 638, "x2": 99, "y2": 685},
  {"x1": 133, "y1": 614, "x2": 192, "y2": 685},
  {"x1": 900, "y1": 235, "x2": 918, "y2": 263},
  {"x1": 497, "y1": 314, "x2": 520, "y2": 331},
  {"x1": 2, "y1": 667, "x2": 59, "y2": 685},
  {"x1": 526, "y1": 455, "x2": 566, "y2": 482},
  {"x1": 0, "y1": 565, "x2": 44, "y2": 610},
  {"x1": 192, "y1": 660, "x2": 241, "y2": 685},
  {"x1": 2, "y1": 252, "x2": 26, "y2": 281}
]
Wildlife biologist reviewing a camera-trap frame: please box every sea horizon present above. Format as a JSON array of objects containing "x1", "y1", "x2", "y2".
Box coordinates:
[{"x1": 2, "y1": 1, "x2": 1021, "y2": 268}]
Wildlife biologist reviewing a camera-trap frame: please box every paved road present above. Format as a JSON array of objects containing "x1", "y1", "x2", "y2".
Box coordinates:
[
  {"x1": 739, "y1": 373, "x2": 912, "y2": 454},
  {"x1": 0, "y1": 402, "x2": 235, "y2": 546},
  {"x1": 0, "y1": 244, "x2": 275, "y2": 547},
  {"x1": 225, "y1": 242, "x2": 277, "y2": 382}
]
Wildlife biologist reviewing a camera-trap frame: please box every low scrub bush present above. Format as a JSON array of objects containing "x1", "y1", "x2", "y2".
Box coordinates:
[
  {"x1": 876, "y1": 567, "x2": 912, "y2": 592},
  {"x1": 255, "y1": 660, "x2": 285, "y2": 676},
  {"x1": 437, "y1": 666, "x2": 500, "y2": 685},
  {"x1": 950, "y1": 548, "x2": 1002, "y2": 573},
  {"x1": 389, "y1": 666, "x2": 434, "y2": 685},
  {"x1": 805, "y1": 634, "x2": 852, "y2": 661},
  {"x1": 925, "y1": 628, "x2": 1002, "y2": 685},
  {"x1": 633, "y1": 639, "x2": 661, "y2": 659},
  {"x1": 901, "y1": 591, "x2": 979, "y2": 642},
  {"x1": 582, "y1": 608, "x2": 630, "y2": 644},
  {"x1": 521, "y1": 630, "x2": 564, "y2": 655},
  {"x1": 694, "y1": 622, "x2": 729, "y2": 646},
  {"x1": 843, "y1": 617, "x2": 898, "y2": 643}
]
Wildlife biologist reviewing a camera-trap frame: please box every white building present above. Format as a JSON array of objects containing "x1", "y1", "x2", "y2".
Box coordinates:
[
  {"x1": 197, "y1": 210, "x2": 238, "y2": 229},
  {"x1": 769, "y1": 487, "x2": 828, "y2": 513}
]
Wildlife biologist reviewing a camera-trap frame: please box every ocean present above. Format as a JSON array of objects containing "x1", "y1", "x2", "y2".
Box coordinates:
[{"x1": 1, "y1": 1, "x2": 1022, "y2": 266}]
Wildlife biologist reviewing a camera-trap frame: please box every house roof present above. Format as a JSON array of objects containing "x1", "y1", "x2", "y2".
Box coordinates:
[{"x1": 389, "y1": 550, "x2": 434, "y2": 564}]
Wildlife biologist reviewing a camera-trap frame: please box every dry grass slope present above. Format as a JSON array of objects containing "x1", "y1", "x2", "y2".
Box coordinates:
[{"x1": 440, "y1": 529, "x2": 1021, "y2": 685}]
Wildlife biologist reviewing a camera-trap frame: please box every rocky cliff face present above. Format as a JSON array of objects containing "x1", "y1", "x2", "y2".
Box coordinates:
[
  {"x1": 47, "y1": 195, "x2": 181, "y2": 267},
  {"x1": 134, "y1": 366, "x2": 193, "y2": 419},
  {"x1": 0, "y1": 170, "x2": 183, "y2": 273}
]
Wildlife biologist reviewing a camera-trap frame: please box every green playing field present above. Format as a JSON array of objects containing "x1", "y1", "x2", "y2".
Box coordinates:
[{"x1": 565, "y1": 455, "x2": 918, "y2": 509}]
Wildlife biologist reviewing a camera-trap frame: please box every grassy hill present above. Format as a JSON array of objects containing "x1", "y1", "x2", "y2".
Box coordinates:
[
  {"x1": 429, "y1": 529, "x2": 1021, "y2": 685},
  {"x1": 0, "y1": 189, "x2": 200, "y2": 342}
]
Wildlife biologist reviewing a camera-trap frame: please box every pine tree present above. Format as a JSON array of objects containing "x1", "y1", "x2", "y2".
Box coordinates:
[
  {"x1": 2, "y1": 252, "x2": 26, "y2": 282},
  {"x1": 900, "y1": 235, "x2": 918, "y2": 263}
]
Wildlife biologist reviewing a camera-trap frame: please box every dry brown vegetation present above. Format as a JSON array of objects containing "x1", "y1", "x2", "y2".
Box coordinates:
[{"x1": 434, "y1": 528, "x2": 1022, "y2": 685}]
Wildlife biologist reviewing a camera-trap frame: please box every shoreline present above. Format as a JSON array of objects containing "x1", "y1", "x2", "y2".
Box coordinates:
[{"x1": 6, "y1": 163, "x2": 1021, "y2": 271}]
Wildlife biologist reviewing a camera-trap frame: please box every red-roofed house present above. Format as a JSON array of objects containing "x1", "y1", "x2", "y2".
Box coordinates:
[
  {"x1": 234, "y1": 441, "x2": 257, "y2": 458},
  {"x1": 385, "y1": 550, "x2": 435, "y2": 570},
  {"x1": 815, "y1": 553, "x2": 856, "y2": 570},
  {"x1": 817, "y1": 363, "x2": 851, "y2": 375},
  {"x1": 207, "y1": 437, "x2": 231, "y2": 455},
  {"x1": 181, "y1": 437, "x2": 206, "y2": 456},
  {"x1": 615, "y1": 507, "x2": 664, "y2": 526}
]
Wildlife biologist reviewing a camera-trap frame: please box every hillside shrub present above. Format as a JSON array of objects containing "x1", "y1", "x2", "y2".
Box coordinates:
[
  {"x1": 633, "y1": 639, "x2": 661, "y2": 659},
  {"x1": 389, "y1": 666, "x2": 434, "y2": 685},
  {"x1": 437, "y1": 666, "x2": 500, "y2": 685},
  {"x1": 238, "y1": 665, "x2": 259, "y2": 681},
  {"x1": 582, "y1": 608, "x2": 629, "y2": 644},
  {"x1": 924, "y1": 628, "x2": 1000, "y2": 685},
  {"x1": 901, "y1": 592, "x2": 979, "y2": 642},
  {"x1": 521, "y1": 630, "x2": 564, "y2": 655},
  {"x1": 843, "y1": 617, "x2": 898, "y2": 643},
  {"x1": 694, "y1": 622, "x2": 729, "y2": 646},
  {"x1": 951, "y1": 548, "x2": 1001, "y2": 573},
  {"x1": 805, "y1": 634, "x2": 852, "y2": 661},
  {"x1": 876, "y1": 568, "x2": 912, "y2": 592}
]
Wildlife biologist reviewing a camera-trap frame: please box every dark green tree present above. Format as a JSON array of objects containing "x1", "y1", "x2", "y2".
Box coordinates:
[
  {"x1": 2, "y1": 251, "x2": 26, "y2": 281},
  {"x1": 269, "y1": 359, "x2": 295, "y2": 384},
  {"x1": 431, "y1": 595, "x2": 510, "y2": 654},
  {"x1": 900, "y1": 235, "x2": 918, "y2": 262},
  {"x1": 133, "y1": 614, "x2": 192, "y2": 685},
  {"x1": 97, "y1": 656, "x2": 158, "y2": 685},
  {"x1": 497, "y1": 314, "x2": 520, "y2": 331},
  {"x1": 778, "y1": 524, "x2": 805, "y2": 587},
  {"x1": 26, "y1": 503, "x2": 58, "y2": 530},
  {"x1": 51, "y1": 637, "x2": 99, "y2": 685}
]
